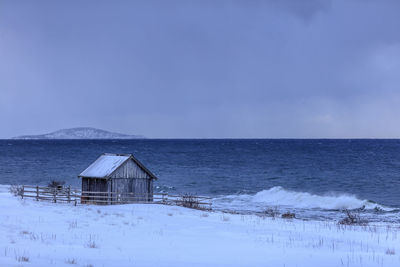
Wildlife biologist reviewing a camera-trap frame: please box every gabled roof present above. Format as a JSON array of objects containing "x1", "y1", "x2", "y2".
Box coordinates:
[{"x1": 78, "y1": 153, "x2": 157, "y2": 179}]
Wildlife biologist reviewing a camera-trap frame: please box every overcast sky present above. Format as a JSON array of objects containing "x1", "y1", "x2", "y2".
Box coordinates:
[{"x1": 1, "y1": 0, "x2": 400, "y2": 138}]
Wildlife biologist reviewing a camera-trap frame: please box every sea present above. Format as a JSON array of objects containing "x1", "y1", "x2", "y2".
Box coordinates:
[{"x1": 1, "y1": 139, "x2": 400, "y2": 223}]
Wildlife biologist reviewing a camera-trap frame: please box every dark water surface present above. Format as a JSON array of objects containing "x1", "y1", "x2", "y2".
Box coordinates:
[{"x1": 1, "y1": 139, "x2": 400, "y2": 222}]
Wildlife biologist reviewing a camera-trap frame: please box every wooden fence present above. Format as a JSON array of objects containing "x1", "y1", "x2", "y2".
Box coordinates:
[
  {"x1": 20, "y1": 185, "x2": 80, "y2": 205},
  {"x1": 18, "y1": 185, "x2": 212, "y2": 209}
]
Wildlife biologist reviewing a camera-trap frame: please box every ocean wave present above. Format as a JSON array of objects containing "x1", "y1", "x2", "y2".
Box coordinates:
[
  {"x1": 155, "y1": 185, "x2": 176, "y2": 193},
  {"x1": 213, "y1": 186, "x2": 395, "y2": 211}
]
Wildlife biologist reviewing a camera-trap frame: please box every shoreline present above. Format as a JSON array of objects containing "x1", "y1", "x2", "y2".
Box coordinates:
[
  {"x1": 4, "y1": 183, "x2": 400, "y2": 224},
  {"x1": 1, "y1": 185, "x2": 399, "y2": 266}
]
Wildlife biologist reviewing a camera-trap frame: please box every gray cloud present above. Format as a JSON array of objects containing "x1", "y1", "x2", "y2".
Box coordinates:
[
  {"x1": 268, "y1": 0, "x2": 332, "y2": 21},
  {"x1": 0, "y1": 0, "x2": 400, "y2": 138}
]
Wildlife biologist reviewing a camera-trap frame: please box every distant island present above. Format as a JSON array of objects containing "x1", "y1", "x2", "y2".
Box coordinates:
[{"x1": 13, "y1": 127, "x2": 145, "y2": 139}]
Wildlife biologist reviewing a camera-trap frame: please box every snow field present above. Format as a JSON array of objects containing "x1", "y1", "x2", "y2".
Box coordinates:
[{"x1": 0, "y1": 185, "x2": 399, "y2": 267}]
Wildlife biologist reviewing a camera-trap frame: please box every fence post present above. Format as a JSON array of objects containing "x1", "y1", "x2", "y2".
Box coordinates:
[
  {"x1": 67, "y1": 186, "x2": 71, "y2": 203},
  {"x1": 36, "y1": 186, "x2": 39, "y2": 201},
  {"x1": 53, "y1": 188, "x2": 57, "y2": 203},
  {"x1": 21, "y1": 185, "x2": 24, "y2": 199}
]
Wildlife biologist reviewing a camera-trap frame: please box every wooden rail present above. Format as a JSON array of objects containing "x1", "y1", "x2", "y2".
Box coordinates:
[
  {"x1": 17, "y1": 185, "x2": 212, "y2": 209},
  {"x1": 20, "y1": 185, "x2": 80, "y2": 205}
]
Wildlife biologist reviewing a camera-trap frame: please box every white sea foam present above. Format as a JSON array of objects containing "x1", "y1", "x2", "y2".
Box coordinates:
[{"x1": 213, "y1": 186, "x2": 394, "y2": 212}]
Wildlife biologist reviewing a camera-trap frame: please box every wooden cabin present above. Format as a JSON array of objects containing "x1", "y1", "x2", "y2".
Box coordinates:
[{"x1": 78, "y1": 153, "x2": 157, "y2": 204}]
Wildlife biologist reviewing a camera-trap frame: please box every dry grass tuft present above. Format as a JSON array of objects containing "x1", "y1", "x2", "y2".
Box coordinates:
[
  {"x1": 385, "y1": 248, "x2": 395, "y2": 255},
  {"x1": 65, "y1": 258, "x2": 78, "y2": 264},
  {"x1": 86, "y1": 236, "x2": 98, "y2": 248},
  {"x1": 15, "y1": 254, "x2": 29, "y2": 262},
  {"x1": 68, "y1": 220, "x2": 78, "y2": 229},
  {"x1": 221, "y1": 215, "x2": 230, "y2": 222},
  {"x1": 86, "y1": 240, "x2": 98, "y2": 248}
]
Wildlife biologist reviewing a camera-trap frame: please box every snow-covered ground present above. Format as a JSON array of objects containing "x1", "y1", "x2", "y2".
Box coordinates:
[{"x1": 0, "y1": 185, "x2": 399, "y2": 267}]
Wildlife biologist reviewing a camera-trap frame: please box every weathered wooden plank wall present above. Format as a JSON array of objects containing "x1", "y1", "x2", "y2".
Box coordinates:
[
  {"x1": 108, "y1": 160, "x2": 153, "y2": 202},
  {"x1": 110, "y1": 160, "x2": 151, "y2": 179},
  {"x1": 82, "y1": 178, "x2": 108, "y2": 203},
  {"x1": 82, "y1": 159, "x2": 154, "y2": 203}
]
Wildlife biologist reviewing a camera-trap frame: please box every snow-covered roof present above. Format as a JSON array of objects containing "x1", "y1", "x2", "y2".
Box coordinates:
[
  {"x1": 79, "y1": 154, "x2": 130, "y2": 178},
  {"x1": 79, "y1": 153, "x2": 157, "y2": 179}
]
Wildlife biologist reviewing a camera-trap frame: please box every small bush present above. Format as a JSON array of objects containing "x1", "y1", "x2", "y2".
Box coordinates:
[
  {"x1": 48, "y1": 180, "x2": 65, "y2": 189},
  {"x1": 338, "y1": 210, "x2": 368, "y2": 225},
  {"x1": 281, "y1": 212, "x2": 295, "y2": 219},
  {"x1": 180, "y1": 194, "x2": 201, "y2": 209},
  {"x1": 262, "y1": 207, "x2": 280, "y2": 218},
  {"x1": 9, "y1": 185, "x2": 23, "y2": 197}
]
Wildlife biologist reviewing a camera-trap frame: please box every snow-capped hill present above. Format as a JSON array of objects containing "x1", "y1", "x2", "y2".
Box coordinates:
[{"x1": 13, "y1": 127, "x2": 145, "y2": 139}]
